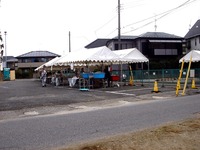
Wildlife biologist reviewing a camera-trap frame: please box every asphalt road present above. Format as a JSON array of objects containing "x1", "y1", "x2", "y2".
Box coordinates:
[
  {"x1": 0, "y1": 79, "x2": 178, "y2": 111},
  {"x1": 0, "y1": 94, "x2": 199, "y2": 150}
]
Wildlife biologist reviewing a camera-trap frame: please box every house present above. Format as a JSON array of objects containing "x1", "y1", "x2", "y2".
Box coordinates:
[
  {"x1": 16, "y1": 50, "x2": 60, "y2": 78},
  {"x1": 85, "y1": 39, "x2": 110, "y2": 48},
  {"x1": 86, "y1": 32, "x2": 184, "y2": 69},
  {"x1": 184, "y1": 19, "x2": 200, "y2": 51},
  {"x1": 2, "y1": 56, "x2": 18, "y2": 70},
  {"x1": 134, "y1": 32, "x2": 183, "y2": 69}
]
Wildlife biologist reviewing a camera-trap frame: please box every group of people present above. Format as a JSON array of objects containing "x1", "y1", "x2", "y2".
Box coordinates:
[
  {"x1": 40, "y1": 66, "x2": 64, "y2": 87},
  {"x1": 39, "y1": 65, "x2": 112, "y2": 88}
]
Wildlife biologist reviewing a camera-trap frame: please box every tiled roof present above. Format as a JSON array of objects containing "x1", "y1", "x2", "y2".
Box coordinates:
[
  {"x1": 3, "y1": 56, "x2": 18, "y2": 62},
  {"x1": 17, "y1": 51, "x2": 60, "y2": 58},
  {"x1": 139, "y1": 32, "x2": 183, "y2": 39},
  {"x1": 185, "y1": 19, "x2": 200, "y2": 39},
  {"x1": 112, "y1": 35, "x2": 138, "y2": 40},
  {"x1": 85, "y1": 32, "x2": 183, "y2": 49},
  {"x1": 85, "y1": 39, "x2": 110, "y2": 48}
]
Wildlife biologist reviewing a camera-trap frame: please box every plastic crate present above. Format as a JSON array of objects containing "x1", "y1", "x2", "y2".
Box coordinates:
[
  {"x1": 93, "y1": 73, "x2": 105, "y2": 79},
  {"x1": 111, "y1": 75, "x2": 119, "y2": 81},
  {"x1": 81, "y1": 73, "x2": 89, "y2": 79},
  {"x1": 81, "y1": 73, "x2": 93, "y2": 79}
]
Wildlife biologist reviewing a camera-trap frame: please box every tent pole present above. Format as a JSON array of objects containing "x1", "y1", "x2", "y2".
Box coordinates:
[
  {"x1": 141, "y1": 63, "x2": 144, "y2": 86},
  {"x1": 182, "y1": 53, "x2": 192, "y2": 95},
  {"x1": 120, "y1": 62, "x2": 123, "y2": 84},
  {"x1": 148, "y1": 61, "x2": 150, "y2": 83}
]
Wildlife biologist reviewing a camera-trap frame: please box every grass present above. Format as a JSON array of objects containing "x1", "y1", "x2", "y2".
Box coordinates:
[{"x1": 57, "y1": 116, "x2": 200, "y2": 150}]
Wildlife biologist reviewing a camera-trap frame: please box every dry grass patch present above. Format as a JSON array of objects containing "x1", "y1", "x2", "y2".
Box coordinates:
[{"x1": 59, "y1": 117, "x2": 200, "y2": 150}]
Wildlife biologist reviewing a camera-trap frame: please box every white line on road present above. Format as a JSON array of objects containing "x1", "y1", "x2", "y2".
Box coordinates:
[{"x1": 105, "y1": 91, "x2": 136, "y2": 96}]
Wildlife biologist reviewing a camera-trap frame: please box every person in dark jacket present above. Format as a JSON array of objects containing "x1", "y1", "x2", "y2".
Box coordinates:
[{"x1": 104, "y1": 66, "x2": 111, "y2": 87}]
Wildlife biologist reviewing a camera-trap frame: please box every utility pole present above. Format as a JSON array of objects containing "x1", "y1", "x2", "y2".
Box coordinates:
[
  {"x1": 4, "y1": 31, "x2": 7, "y2": 68},
  {"x1": 69, "y1": 31, "x2": 71, "y2": 53},
  {"x1": 118, "y1": 0, "x2": 121, "y2": 50}
]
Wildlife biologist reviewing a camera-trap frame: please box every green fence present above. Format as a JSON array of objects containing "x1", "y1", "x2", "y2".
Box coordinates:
[{"x1": 112, "y1": 68, "x2": 200, "y2": 82}]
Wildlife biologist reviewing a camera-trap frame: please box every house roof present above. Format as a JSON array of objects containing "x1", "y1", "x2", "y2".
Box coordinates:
[
  {"x1": 85, "y1": 39, "x2": 110, "y2": 48},
  {"x1": 16, "y1": 50, "x2": 60, "y2": 58},
  {"x1": 112, "y1": 35, "x2": 138, "y2": 40},
  {"x1": 184, "y1": 19, "x2": 200, "y2": 39},
  {"x1": 3, "y1": 56, "x2": 18, "y2": 62},
  {"x1": 112, "y1": 32, "x2": 182, "y2": 40},
  {"x1": 139, "y1": 32, "x2": 183, "y2": 39},
  {"x1": 85, "y1": 32, "x2": 183, "y2": 49}
]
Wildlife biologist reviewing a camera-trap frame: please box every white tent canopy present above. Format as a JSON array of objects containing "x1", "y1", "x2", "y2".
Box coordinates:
[
  {"x1": 179, "y1": 50, "x2": 200, "y2": 63},
  {"x1": 113, "y1": 48, "x2": 149, "y2": 63},
  {"x1": 34, "y1": 56, "x2": 61, "y2": 71},
  {"x1": 55, "y1": 46, "x2": 121, "y2": 66}
]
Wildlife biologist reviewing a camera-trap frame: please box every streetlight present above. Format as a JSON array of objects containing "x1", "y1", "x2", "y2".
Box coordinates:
[{"x1": 4, "y1": 31, "x2": 7, "y2": 68}]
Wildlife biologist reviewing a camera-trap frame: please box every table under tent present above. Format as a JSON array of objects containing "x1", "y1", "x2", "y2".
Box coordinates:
[
  {"x1": 54, "y1": 46, "x2": 121, "y2": 90},
  {"x1": 49, "y1": 46, "x2": 149, "y2": 90}
]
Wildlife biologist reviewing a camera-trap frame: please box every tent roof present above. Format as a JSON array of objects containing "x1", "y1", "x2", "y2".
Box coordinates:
[
  {"x1": 113, "y1": 48, "x2": 149, "y2": 63},
  {"x1": 179, "y1": 50, "x2": 200, "y2": 63},
  {"x1": 55, "y1": 46, "x2": 121, "y2": 65}
]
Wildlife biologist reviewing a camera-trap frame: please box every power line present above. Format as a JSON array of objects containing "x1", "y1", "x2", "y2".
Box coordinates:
[
  {"x1": 124, "y1": 0, "x2": 194, "y2": 28},
  {"x1": 105, "y1": 28, "x2": 117, "y2": 38},
  {"x1": 94, "y1": 15, "x2": 117, "y2": 37},
  {"x1": 122, "y1": 0, "x2": 199, "y2": 34}
]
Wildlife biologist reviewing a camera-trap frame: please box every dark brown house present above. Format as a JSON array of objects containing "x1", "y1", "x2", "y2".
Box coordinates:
[{"x1": 86, "y1": 32, "x2": 184, "y2": 69}]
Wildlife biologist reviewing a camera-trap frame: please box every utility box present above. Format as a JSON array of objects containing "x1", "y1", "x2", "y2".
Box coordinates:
[
  {"x1": 10, "y1": 70, "x2": 16, "y2": 80},
  {"x1": 3, "y1": 68, "x2": 10, "y2": 81}
]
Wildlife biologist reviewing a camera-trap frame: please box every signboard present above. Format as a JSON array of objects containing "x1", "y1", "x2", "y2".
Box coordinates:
[{"x1": 190, "y1": 70, "x2": 195, "y2": 78}]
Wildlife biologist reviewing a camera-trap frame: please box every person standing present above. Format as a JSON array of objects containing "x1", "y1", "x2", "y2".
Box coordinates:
[
  {"x1": 104, "y1": 66, "x2": 111, "y2": 87},
  {"x1": 40, "y1": 65, "x2": 47, "y2": 87}
]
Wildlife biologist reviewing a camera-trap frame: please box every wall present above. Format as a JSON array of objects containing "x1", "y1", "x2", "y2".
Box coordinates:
[{"x1": 190, "y1": 36, "x2": 200, "y2": 50}]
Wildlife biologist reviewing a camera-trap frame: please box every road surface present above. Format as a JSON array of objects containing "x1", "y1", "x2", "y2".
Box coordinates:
[{"x1": 0, "y1": 94, "x2": 199, "y2": 150}]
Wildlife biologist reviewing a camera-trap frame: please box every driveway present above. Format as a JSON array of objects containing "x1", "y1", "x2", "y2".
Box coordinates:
[{"x1": 0, "y1": 79, "x2": 199, "y2": 112}]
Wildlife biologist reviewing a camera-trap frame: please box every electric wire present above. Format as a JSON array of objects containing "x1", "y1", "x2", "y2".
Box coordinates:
[{"x1": 122, "y1": 0, "x2": 199, "y2": 34}]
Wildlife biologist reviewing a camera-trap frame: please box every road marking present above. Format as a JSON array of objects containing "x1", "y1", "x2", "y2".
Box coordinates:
[
  {"x1": 24, "y1": 111, "x2": 39, "y2": 116},
  {"x1": 119, "y1": 87, "x2": 152, "y2": 92},
  {"x1": 0, "y1": 86, "x2": 9, "y2": 89},
  {"x1": 105, "y1": 91, "x2": 136, "y2": 96}
]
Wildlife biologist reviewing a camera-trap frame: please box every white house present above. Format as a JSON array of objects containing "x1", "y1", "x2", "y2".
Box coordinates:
[{"x1": 185, "y1": 19, "x2": 200, "y2": 51}]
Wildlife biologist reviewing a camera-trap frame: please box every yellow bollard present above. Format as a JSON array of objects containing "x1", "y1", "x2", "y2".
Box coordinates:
[
  {"x1": 151, "y1": 80, "x2": 160, "y2": 93},
  {"x1": 191, "y1": 78, "x2": 197, "y2": 89},
  {"x1": 177, "y1": 80, "x2": 181, "y2": 90},
  {"x1": 129, "y1": 76, "x2": 134, "y2": 86},
  {"x1": 129, "y1": 65, "x2": 134, "y2": 86}
]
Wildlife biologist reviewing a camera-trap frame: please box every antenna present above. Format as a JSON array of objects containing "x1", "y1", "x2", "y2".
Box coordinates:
[
  {"x1": 189, "y1": 23, "x2": 191, "y2": 30},
  {"x1": 154, "y1": 16, "x2": 157, "y2": 32},
  {"x1": 69, "y1": 31, "x2": 71, "y2": 53}
]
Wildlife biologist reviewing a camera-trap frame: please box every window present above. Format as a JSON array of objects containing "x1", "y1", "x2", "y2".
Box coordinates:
[
  {"x1": 154, "y1": 49, "x2": 177, "y2": 55},
  {"x1": 114, "y1": 44, "x2": 119, "y2": 50},
  {"x1": 154, "y1": 49, "x2": 165, "y2": 55},
  {"x1": 34, "y1": 58, "x2": 39, "y2": 62},
  {"x1": 41, "y1": 58, "x2": 47, "y2": 62}
]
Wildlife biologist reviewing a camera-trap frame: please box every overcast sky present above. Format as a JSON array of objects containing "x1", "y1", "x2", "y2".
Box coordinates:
[{"x1": 0, "y1": 0, "x2": 200, "y2": 56}]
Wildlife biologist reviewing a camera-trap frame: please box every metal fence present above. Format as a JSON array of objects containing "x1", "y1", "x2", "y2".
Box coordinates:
[{"x1": 112, "y1": 68, "x2": 200, "y2": 83}]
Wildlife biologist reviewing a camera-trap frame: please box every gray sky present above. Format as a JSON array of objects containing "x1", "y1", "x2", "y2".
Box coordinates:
[{"x1": 0, "y1": 0, "x2": 200, "y2": 56}]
